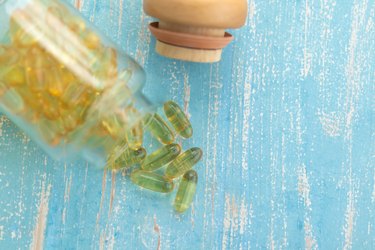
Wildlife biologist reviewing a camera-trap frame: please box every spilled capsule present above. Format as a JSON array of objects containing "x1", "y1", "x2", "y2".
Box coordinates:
[
  {"x1": 143, "y1": 113, "x2": 174, "y2": 144},
  {"x1": 165, "y1": 147, "x2": 202, "y2": 179},
  {"x1": 130, "y1": 170, "x2": 174, "y2": 193},
  {"x1": 141, "y1": 143, "x2": 181, "y2": 172},
  {"x1": 174, "y1": 170, "x2": 198, "y2": 213},
  {"x1": 110, "y1": 147, "x2": 146, "y2": 170},
  {"x1": 164, "y1": 101, "x2": 193, "y2": 138}
]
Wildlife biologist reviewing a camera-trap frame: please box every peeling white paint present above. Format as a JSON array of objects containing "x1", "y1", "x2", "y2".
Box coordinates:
[
  {"x1": 318, "y1": 111, "x2": 341, "y2": 137},
  {"x1": 30, "y1": 183, "x2": 52, "y2": 250},
  {"x1": 298, "y1": 165, "x2": 312, "y2": 209}
]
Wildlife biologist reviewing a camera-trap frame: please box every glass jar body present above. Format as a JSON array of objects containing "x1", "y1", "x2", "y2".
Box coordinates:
[{"x1": 0, "y1": 0, "x2": 153, "y2": 167}]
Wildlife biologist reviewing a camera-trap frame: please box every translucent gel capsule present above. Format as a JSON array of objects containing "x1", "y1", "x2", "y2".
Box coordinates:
[
  {"x1": 24, "y1": 47, "x2": 51, "y2": 92},
  {"x1": 164, "y1": 100, "x2": 193, "y2": 138},
  {"x1": 38, "y1": 93, "x2": 61, "y2": 120},
  {"x1": 111, "y1": 147, "x2": 146, "y2": 170},
  {"x1": 47, "y1": 66, "x2": 65, "y2": 97},
  {"x1": 84, "y1": 31, "x2": 101, "y2": 50},
  {"x1": 144, "y1": 114, "x2": 175, "y2": 144},
  {"x1": 101, "y1": 114, "x2": 128, "y2": 140},
  {"x1": 174, "y1": 170, "x2": 198, "y2": 213},
  {"x1": 9, "y1": 16, "x2": 38, "y2": 46},
  {"x1": 59, "y1": 110, "x2": 80, "y2": 132},
  {"x1": 130, "y1": 170, "x2": 174, "y2": 193},
  {"x1": 1, "y1": 66, "x2": 26, "y2": 87},
  {"x1": 126, "y1": 122, "x2": 143, "y2": 150},
  {"x1": 165, "y1": 147, "x2": 203, "y2": 179},
  {"x1": 141, "y1": 143, "x2": 181, "y2": 172}
]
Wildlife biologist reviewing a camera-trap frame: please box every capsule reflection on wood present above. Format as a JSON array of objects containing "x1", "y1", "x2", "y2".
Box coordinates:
[
  {"x1": 165, "y1": 147, "x2": 202, "y2": 179},
  {"x1": 130, "y1": 170, "x2": 174, "y2": 193},
  {"x1": 111, "y1": 147, "x2": 146, "y2": 170},
  {"x1": 141, "y1": 143, "x2": 181, "y2": 172},
  {"x1": 143, "y1": 113, "x2": 174, "y2": 144},
  {"x1": 163, "y1": 101, "x2": 193, "y2": 138},
  {"x1": 174, "y1": 170, "x2": 198, "y2": 213}
]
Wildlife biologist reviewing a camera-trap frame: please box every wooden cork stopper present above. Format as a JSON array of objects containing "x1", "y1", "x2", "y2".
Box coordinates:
[{"x1": 144, "y1": 0, "x2": 248, "y2": 63}]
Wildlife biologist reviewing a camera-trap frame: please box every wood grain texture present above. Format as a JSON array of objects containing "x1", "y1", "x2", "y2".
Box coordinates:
[{"x1": 0, "y1": 0, "x2": 374, "y2": 249}]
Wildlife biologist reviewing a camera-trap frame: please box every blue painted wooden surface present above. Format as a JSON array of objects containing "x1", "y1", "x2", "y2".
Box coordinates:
[{"x1": 0, "y1": 0, "x2": 374, "y2": 249}]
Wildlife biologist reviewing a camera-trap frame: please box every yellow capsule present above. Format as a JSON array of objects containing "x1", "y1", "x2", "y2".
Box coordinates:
[
  {"x1": 0, "y1": 88, "x2": 25, "y2": 114},
  {"x1": 9, "y1": 14, "x2": 38, "y2": 46},
  {"x1": 126, "y1": 122, "x2": 143, "y2": 150},
  {"x1": 0, "y1": 66, "x2": 26, "y2": 87},
  {"x1": 130, "y1": 170, "x2": 174, "y2": 193},
  {"x1": 60, "y1": 83, "x2": 86, "y2": 106},
  {"x1": 69, "y1": 18, "x2": 86, "y2": 33},
  {"x1": 110, "y1": 147, "x2": 146, "y2": 170},
  {"x1": 47, "y1": 66, "x2": 66, "y2": 97},
  {"x1": 164, "y1": 101, "x2": 193, "y2": 138},
  {"x1": 24, "y1": 47, "x2": 51, "y2": 92},
  {"x1": 59, "y1": 110, "x2": 81, "y2": 132},
  {"x1": 101, "y1": 114, "x2": 127, "y2": 140},
  {"x1": 84, "y1": 31, "x2": 101, "y2": 50},
  {"x1": 165, "y1": 147, "x2": 203, "y2": 179},
  {"x1": 141, "y1": 144, "x2": 181, "y2": 172},
  {"x1": 174, "y1": 170, "x2": 198, "y2": 213},
  {"x1": 37, "y1": 93, "x2": 61, "y2": 120},
  {"x1": 144, "y1": 114, "x2": 175, "y2": 144}
]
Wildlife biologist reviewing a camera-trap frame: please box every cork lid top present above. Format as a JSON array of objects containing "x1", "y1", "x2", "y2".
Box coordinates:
[{"x1": 143, "y1": 0, "x2": 248, "y2": 29}]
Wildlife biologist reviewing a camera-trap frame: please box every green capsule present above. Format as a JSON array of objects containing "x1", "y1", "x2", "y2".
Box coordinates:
[
  {"x1": 165, "y1": 147, "x2": 203, "y2": 179},
  {"x1": 141, "y1": 143, "x2": 181, "y2": 172},
  {"x1": 143, "y1": 113, "x2": 174, "y2": 144},
  {"x1": 111, "y1": 147, "x2": 146, "y2": 169},
  {"x1": 164, "y1": 101, "x2": 193, "y2": 138},
  {"x1": 174, "y1": 170, "x2": 198, "y2": 213},
  {"x1": 130, "y1": 170, "x2": 174, "y2": 193},
  {"x1": 126, "y1": 122, "x2": 143, "y2": 150}
]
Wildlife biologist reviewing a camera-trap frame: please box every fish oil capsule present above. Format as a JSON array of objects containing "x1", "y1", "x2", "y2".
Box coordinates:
[
  {"x1": 46, "y1": 66, "x2": 65, "y2": 97},
  {"x1": 174, "y1": 170, "x2": 198, "y2": 213},
  {"x1": 164, "y1": 101, "x2": 193, "y2": 138},
  {"x1": 130, "y1": 170, "x2": 174, "y2": 193},
  {"x1": 111, "y1": 147, "x2": 146, "y2": 170},
  {"x1": 126, "y1": 122, "x2": 143, "y2": 150},
  {"x1": 84, "y1": 31, "x2": 101, "y2": 50},
  {"x1": 165, "y1": 147, "x2": 203, "y2": 179},
  {"x1": 144, "y1": 114, "x2": 175, "y2": 144},
  {"x1": 141, "y1": 144, "x2": 181, "y2": 172},
  {"x1": 0, "y1": 66, "x2": 26, "y2": 87}
]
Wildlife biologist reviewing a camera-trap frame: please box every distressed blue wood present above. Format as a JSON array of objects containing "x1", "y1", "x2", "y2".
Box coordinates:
[{"x1": 0, "y1": 0, "x2": 374, "y2": 249}]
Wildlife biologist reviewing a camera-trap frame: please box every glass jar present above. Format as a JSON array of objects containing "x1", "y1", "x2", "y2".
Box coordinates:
[{"x1": 0, "y1": 0, "x2": 154, "y2": 167}]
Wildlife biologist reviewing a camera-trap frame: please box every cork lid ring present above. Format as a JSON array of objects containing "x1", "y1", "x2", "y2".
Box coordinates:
[{"x1": 143, "y1": 0, "x2": 248, "y2": 63}]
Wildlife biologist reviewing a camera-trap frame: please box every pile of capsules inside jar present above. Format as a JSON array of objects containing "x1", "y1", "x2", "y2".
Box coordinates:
[
  {"x1": 0, "y1": 0, "x2": 138, "y2": 159},
  {"x1": 111, "y1": 100, "x2": 202, "y2": 213},
  {"x1": 0, "y1": 1, "x2": 201, "y2": 213}
]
